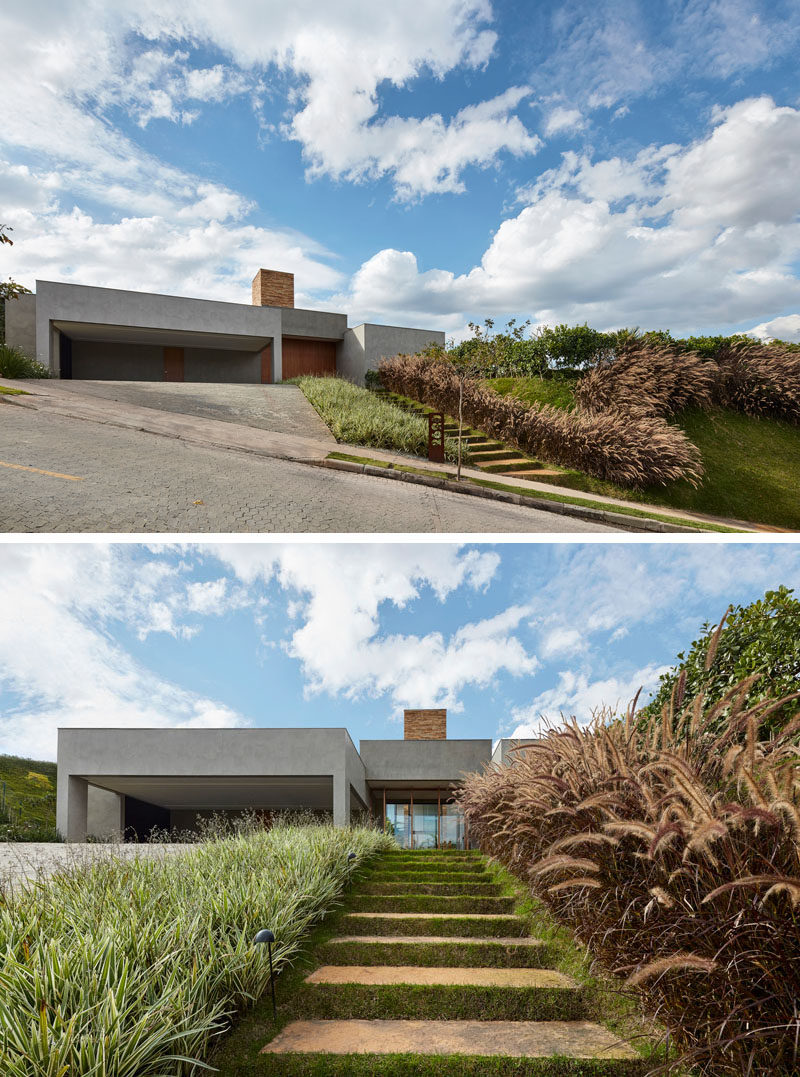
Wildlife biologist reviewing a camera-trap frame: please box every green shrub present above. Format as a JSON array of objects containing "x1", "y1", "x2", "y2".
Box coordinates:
[
  {"x1": 639, "y1": 585, "x2": 800, "y2": 739},
  {"x1": 0, "y1": 343, "x2": 50, "y2": 378}
]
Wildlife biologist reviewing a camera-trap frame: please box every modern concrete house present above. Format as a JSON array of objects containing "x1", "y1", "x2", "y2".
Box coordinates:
[
  {"x1": 4, "y1": 268, "x2": 444, "y2": 385},
  {"x1": 57, "y1": 709, "x2": 520, "y2": 848}
]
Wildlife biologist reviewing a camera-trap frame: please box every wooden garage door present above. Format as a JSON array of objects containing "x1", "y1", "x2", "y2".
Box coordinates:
[{"x1": 281, "y1": 337, "x2": 336, "y2": 380}]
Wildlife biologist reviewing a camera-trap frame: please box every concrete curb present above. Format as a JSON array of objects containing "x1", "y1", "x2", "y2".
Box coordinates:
[{"x1": 319, "y1": 459, "x2": 707, "y2": 534}]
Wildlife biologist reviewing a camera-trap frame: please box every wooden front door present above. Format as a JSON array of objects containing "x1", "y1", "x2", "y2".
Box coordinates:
[
  {"x1": 281, "y1": 337, "x2": 336, "y2": 380},
  {"x1": 163, "y1": 347, "x2": 184, "y2": 381}
]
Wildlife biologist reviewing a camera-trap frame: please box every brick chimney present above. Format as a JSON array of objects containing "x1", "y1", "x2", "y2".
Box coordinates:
[
  {"x1": 404, "y1": 709, "x2": 447, "y2": 740},
  {"x1": 252, "y1": 268, "x2": 294, "y2": 308}
]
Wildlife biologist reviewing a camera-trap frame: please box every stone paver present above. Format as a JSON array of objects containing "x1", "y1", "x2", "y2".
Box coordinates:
[
  {"x1": 262, "y1": 1019, "x2": 638, "y2": 1059},
  {"x1": 306, "y1": 964, "x2": 576, "y2": 988},
  {"x1": 0, "y1": 405, "x2": 618, "y2": 533},
  {"x1": 37, "y1": 380, "x2": 335, "y2": 440},
  {"x1": 0, "y1": 842, "x2": 189, "y2": 890},
  {"x1": 330, "y1": 935, "x2": 545, "y2": 947}
]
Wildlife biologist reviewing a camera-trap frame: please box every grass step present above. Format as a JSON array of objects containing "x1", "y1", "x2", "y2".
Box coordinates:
[
  {"x1": 262, "y1": 1019, "x2": 639, "y2": 1062},
  {"x1": 366, "y1": 870, "x2": 490, "y2": 878},
  {"x1": 360, "y1": 882, "x2": 500, "y2": 896},
  {"x1": 348, "y1": 894, "x2": 514, "y2": 915},
  {"x1": 318, "y1": 936, "x2": 552, "y2": 968},
  {"x1": 379, "y1": 851, "x2": 481, "y2": 860},
  {"x1": 294, "y1": 982, "x2": 584, "y2": 1022},
  {"x1": 342, "y1": 912, "x2": 527, "y2": 938},
  {"x1": 470, "y1": 449, "x2": 522, "y2": 463},
  {"x1": 306, "y1": 966, "x2": 575, "y2": 989}
]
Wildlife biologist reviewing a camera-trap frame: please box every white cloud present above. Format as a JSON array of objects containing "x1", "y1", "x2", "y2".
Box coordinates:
[
  {"x1": 0, "y1": 547, "x2": 249, "y2": 760},
  {"x1": 508, "y1": 662, "x2": 670, "y2": 737},
  {"x1": 543, "y1": 106, "x2": 584, "y2": 136},
  {"x1": 539, "y1": 626, "x2": 585, "y2": 660},
  {"x1": 0, "y1": 1, "x2": 536, "y2": 207},
  {"x1": 336, "y1": 97, "x2": 800, "y2": 332},
  {"x1": 210, "y1": 544, "x2": 535, "y2": 712},
  {"x1": 746, "y1": 313, "x2": 800, "y2": 343}
]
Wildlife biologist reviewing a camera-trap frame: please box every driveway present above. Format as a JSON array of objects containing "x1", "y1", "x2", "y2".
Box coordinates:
[
  {"x1": 0, "y1": 403, "x2": 621, "y2": 533},
  {"x1": 46, "y1": 380, "x2": 334, "y2": 440}
]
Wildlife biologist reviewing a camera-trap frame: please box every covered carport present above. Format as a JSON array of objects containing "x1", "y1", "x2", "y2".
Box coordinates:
[{"x1": 54, "y1": 321, "x2": 275, "y2": 383}]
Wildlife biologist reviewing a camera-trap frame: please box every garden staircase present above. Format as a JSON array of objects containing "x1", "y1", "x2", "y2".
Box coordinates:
[
  {"x1": 375, "y1": 389, "x2": 564, "y2": 480},
  {"x1": 261, "y1": 849, "x2": 643, "y2": 1073}
]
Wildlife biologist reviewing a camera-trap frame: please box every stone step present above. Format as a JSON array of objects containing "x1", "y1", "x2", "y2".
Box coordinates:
[
  {"x1": 479, "y1": 459, "x2": 542, "y2": 473},
  {"x1": 262, "y1": 1019, "x2": 638, "y2": 1060},
  {"x1": 305, "y1": 965, "x2": 576, "y2": 989},
  {"x1": 319, "y1": 934, "x2": 550, "y2": 969}
]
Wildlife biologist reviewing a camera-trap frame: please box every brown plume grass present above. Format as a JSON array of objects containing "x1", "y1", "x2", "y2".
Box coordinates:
[
  {"x1": 576, "y1": 338, "x2": 800, "y2": 425},
  {"x1": 575, "y1": 341, "x2": 717, "y2": 418},
  {"x1": 379, "y1": 351, "x2": 703, "y2": 488},
  {"x1": 458, "y1": 650, "x2": 800, "y2": 1075}
]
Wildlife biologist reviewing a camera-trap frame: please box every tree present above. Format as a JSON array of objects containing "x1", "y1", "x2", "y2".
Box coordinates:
[
  {"x1": 639, "y1": 586, "x2": 800, "y2": 740},
  {"x1": 0, "y1": 225, "x2": 32, "y2": 344}
]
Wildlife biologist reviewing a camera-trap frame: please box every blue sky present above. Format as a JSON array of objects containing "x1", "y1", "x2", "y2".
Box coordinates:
[
  {"x1": 2, "y1": 1, "x2": 800, "y2": 340},
  {"x1": 1, "y1": 540, "x2": 799, "y2": 761}
]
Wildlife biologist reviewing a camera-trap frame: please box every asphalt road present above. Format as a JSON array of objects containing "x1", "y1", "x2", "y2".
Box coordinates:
[{"x1": 0, "y1": 403, "x2": 620, "y2": 533}]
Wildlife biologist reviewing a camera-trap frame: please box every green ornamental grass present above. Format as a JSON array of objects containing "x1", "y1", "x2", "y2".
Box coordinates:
[
  {"x1": 0, "y1": 821, "x2": 391, "y2": 1076},
  {"x1": 296, "y1": 375, "x2": 467, "y2": 463}
]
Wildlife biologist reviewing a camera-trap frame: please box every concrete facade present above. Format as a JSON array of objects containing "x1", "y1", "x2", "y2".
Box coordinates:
[
  {"x1": 4, "y1": 273, "x2": 443, "y2": 386},
  {"x1": 56, "y1": 721, "x2": 494, "y2": 843}
]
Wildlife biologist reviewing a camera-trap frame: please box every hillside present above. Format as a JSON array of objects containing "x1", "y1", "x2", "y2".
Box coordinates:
[
  {"x1": 0, "y1": 753, "x2": 59, "y2": 839},
  {"x1": 487, "y1": 377, "x2": 800, "y2": 530}
]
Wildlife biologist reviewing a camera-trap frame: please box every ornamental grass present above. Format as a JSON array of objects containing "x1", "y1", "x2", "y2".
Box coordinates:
[
  {"x1": 458, "y1": 632, "x2": 800, "y2": 1076},
  {"x1": 0, "y1": 821, "x2": 390, "y2": 1076},
  {"x1": 379, "y1": 352, "x2": 702, "y2": 488}
]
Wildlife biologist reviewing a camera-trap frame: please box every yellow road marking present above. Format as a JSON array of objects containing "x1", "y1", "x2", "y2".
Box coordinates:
[{"x1": 0, "y1": 460, "x2": 84, "y2": 481}]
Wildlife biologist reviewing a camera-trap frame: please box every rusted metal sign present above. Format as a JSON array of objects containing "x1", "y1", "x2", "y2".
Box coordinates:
[{"x1": 427, "y1": 411, "x2": 445, "y2": 463}]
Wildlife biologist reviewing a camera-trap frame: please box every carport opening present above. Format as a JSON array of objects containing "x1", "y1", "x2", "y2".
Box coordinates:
[{"x1": 51, "y1": 321, "x2": 273, "y2": 384}]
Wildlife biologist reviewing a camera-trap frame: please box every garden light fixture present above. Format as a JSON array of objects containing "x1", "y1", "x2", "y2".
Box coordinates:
[{"x1": 253, "y1": 929, "x2": 277, "y2": 1020}]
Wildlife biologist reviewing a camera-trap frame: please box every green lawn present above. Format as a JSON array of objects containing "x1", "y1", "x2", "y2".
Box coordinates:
[
  {"x1": 486, "y1": 377, "x2": 800, "y2": 529},
  {"x1": 0, "y1": 753, "x2": 58, "y2": 838},
  {"x1": 0, "y1": 385, "x2": 30, "y2": 395}
]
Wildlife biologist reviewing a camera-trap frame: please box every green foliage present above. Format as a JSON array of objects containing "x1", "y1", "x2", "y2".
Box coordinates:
[
  {"x1": 448, "y1": 321, "x2": 616, "y2": 377},
  {"x1": 0, "y1": 823, "x2": 391, "y2": 1076},
  {"x1": 297, "y1": 375, "x2": 467, "y2": 463},
  {"x1": 0, "y1": 753, "x2": 58, "y2": 838},
  {"x1": 639, "y1": 585, "x2": 800, "y2": 738},
  {"x1": 0, "y1": 343, "x2": 50, "y2": 378}
]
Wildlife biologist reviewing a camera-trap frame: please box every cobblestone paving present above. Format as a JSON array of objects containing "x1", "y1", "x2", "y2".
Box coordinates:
[
  {"x1": 0, "y1": 406, "x2": 618, "y2": 533},
  {"x1": 46, "y1": 380, "x2": 335, "y2": 440}
]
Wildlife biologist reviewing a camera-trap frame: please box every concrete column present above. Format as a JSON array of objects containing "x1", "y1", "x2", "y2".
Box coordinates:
[
  {"x1": 333, "y1": 777, "x2": 348, "y2": 827},
  {"x1": 272, "y1": 334, "x2": 283, "y2": 382},
  {"x1": 66, "y1": 776, "x2": 89, "y2": 841}
]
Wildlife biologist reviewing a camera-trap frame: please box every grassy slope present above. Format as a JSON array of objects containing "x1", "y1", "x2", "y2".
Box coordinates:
[
  {"x1": 486, "y1": 377, "x2": 800, "y2": 529},
  {"x1": 0, "y1": 754, "x2": 57, "y2": 827}
]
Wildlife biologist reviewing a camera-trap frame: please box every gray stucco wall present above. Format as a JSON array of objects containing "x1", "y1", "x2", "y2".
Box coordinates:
[
  {"x1": 337, "y1": 323, "x2": 445, "y2": 385},
  {"x1": 282, "y1": 307, "x2": 346, "y2": 340},
  {"x1": 57, "y1": 728, "x2": 367, "y2": 839},
  {"x1": 87, "y1": 787, "x2": 124, "y2": 839},
  {"x1": 359, "y1": 739, "x2": 491, "y2": 784},
  {"x1": 4, "y1": 293, "x2": 37, "y2": 355},
  {"x1": 35, "y1": 281, "x2": 283, "y2": 378},
  {"x1": 71, "y1": 340, "x2": 163, "y2": 380}
]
